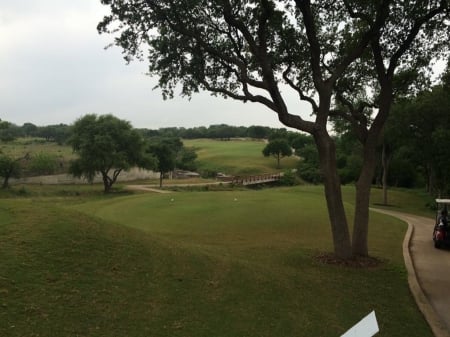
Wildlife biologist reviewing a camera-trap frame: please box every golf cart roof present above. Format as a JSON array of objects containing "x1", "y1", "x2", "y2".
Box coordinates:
[{"x1": 436, "y1": 199, "x2": 450, "y2": 205}]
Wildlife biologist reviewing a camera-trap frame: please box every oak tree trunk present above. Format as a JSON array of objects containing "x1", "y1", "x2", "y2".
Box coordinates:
[
  {"x1": 352, "y1": 86, "x2": 393, "y2": 257},
  {"x1": 352, "y1": 155, "x2": 376, "y2": 257},
  {"x1": 101, "y1": 171, "x2": 113, "y2": 193},
  {"x1": 315, "y1": 131, "x2": 353, "y2": 259}
]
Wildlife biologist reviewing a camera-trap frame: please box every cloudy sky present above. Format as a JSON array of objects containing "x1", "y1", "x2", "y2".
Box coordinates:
[
  {"x1": 0, "y1": 0, "x2": 313, "y2": 129},
  {"x1": 1, "y1": 1, "x2": 446, "y2": 130}
]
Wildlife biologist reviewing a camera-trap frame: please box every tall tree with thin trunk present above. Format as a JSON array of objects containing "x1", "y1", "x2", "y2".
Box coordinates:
[
  {"x1": 99, "y1": 0, "x2": 449, "y2": 259},
  {"x1": 262, "y1": 138, "x2": 292, "y2": 168},
  {"x1": 146, "y1": 139, "x2": 179, "y2": 187}
]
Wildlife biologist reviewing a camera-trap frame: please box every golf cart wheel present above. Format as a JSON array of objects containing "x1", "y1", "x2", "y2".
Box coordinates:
[{"x1": 434, "y1": 240, "x2": 442, "y2": 249}]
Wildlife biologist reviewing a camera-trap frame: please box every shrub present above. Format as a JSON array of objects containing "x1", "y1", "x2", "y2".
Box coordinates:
[
  {"x1": 28, "y1": 152, "x2": 57, "y2": 175},
  {"x1": 279, "y1": 170, "x2": 300, "y2": 186}
]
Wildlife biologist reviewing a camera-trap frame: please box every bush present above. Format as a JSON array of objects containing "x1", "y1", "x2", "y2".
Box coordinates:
[
  {"x1": 296, "y1": 144, "x2": 322, "y2": 184},
  {"x1": 297, "y1": 161, "x2": 322, "y2": 184},
  {"x1": 279, "y1": 170, "x2": 300, "y2": 186},
  {"x1": 28, "y1": 152, "x2": 57, "y2": 175}
]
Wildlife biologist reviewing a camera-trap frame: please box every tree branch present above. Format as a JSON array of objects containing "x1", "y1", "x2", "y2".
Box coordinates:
[
  {"x1": 333, "y1": 91, "x2": 369, "y2": 142},
  {"x1": 330, "y1": 0, "x2": 391, "y2": 84},
  {"x1": 294, "y1": 0, "x2": 323, "y2": 89},
  {"x1": 200, "y1": 79, "x2": 278, "y2": 111},
  {"x1": 342, "y1": 0, "x2": 372, "y2": 22},
  {"x1": 388, "y1": 1, "x2": 448, "y2": 78},
  {"x1": 282, "y1": 65, "x2": 319, "y2": 113}
]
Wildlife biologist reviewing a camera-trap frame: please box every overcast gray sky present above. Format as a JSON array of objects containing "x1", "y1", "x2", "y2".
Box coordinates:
[
  {"x1": 1, "y1": 1, "x2": 446, "y2": 130},
  {"x1": 0, "y1": 0, "x2": 314, "y2": 129}
]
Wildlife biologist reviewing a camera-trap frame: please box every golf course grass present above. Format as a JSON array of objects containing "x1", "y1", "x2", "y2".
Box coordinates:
[
  {"x1": 0, "y1": 184, "x2": 435, "y2": 336},
  {"x1": 184, "y1": 138, "x2": 299, "y2": 175}
]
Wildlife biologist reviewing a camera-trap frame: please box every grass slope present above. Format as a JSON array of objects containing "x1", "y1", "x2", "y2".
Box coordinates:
[
  {"x1": 184, "y1": 139, "x2": 299, "y2": 175},
  {"x1": 0, "y1": 185, "x2": 435, "y2": 337},
  {"x1": 2, "y1": 138, "x2": 296, "y2": 178},
  {"x1": 0, "y1": 138, "x2": 74, "y2": 161}
]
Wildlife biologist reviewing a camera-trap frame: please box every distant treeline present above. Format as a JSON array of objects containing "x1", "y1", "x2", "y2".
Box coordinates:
[
  {"x1": 138, "y1": 124, "x2": 300, "y2": 140},
  {"x1": 0, "y1": 122, "x2": 71, "y2": 144},
  {"x1": 0, "y1": 121, "x2": 302, "y2": 144}
]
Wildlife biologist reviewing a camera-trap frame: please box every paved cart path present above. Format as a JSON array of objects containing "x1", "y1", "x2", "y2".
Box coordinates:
[{"x1": 373, "y1": 209, "x2": 450, "y2": 337}]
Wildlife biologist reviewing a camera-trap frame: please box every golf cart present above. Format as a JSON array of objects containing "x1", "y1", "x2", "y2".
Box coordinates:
[{"x1": 433, "y1": 199, "x2": 450, "y2": 249}]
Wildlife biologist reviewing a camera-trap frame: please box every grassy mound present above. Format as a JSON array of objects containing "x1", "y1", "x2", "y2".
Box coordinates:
[{"x1": 0, "y1": 185, "x2": 433, "y2": 336}]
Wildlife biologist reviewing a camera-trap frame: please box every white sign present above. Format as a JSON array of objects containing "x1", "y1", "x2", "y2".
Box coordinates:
[{"x1": 341, "y1": 311, "x2": 379, "y2": 337}]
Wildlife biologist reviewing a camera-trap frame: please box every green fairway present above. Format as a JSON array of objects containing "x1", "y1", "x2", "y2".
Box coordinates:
[
  {"x1": 71, "y1": 186, "x2": 406, "y2": 261},
  {"x1": 184, "y1": 138, "x2": 299, "y2": 175},
  {"x1": 0, "y1": 185, "x2": 435, "y2": 337}
]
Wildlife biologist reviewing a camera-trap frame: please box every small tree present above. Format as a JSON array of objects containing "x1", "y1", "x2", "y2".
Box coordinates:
[
  {"x1": 176, "y1": 147, "x2": 198, "y2": 171},
  {"x1": 290, "y1": 133, "x2": 314, "y2": 154},
  {"x1": 0, "y1": 121, "x2": 21, "y2": 143},
  {"x1": 262, "y1": 139, "x2": 292, "y2": 169},
  {"x1": 69, "y1": 114, "x2": 155, "y2": 193},
  {"x1": 21, "y1": 123, "x2": 38, "y2": 137},
  {"x1": 0, "y1": 154, "x2": 22, "y2": 189},
  {"x1": 36, "y1": 124, "x2": 70, "y2": 144},
  {"x1": 146, "y1": 137, "x2": 185, "y2": 187}
]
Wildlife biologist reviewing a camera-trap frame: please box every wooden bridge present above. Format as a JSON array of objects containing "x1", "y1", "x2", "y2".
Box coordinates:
[{"x1": 230, "y1": 173, "x2": 282, "y2": 186}]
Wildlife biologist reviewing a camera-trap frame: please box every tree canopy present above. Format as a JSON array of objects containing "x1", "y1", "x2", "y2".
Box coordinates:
[
  {"x1": 262, "y1": 138, "x2": 292, "y2": 168},
  {"x1": 146, "y1": 137, "x2": 182, "y2": 187},
  {"x1": 0, "y1": 154, "x2": 23, "y2": 189},
  {"x1": 99, "y1": 0, "x2": 449, "y2": 258},
  {"x1": 69, "y1": 114, "x2": 156, "y2": 193},
  {"x1": 387, "y1": 79, "x2": 450, "y2": 196}
]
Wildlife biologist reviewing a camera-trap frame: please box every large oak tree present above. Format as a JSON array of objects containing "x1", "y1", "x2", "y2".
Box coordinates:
[
  {"x1": 98, "y1": 0, "x2": 449, "y2": 258},
  {"x1": 69, "y1": 114, "x2": 156, "y2": 193}
]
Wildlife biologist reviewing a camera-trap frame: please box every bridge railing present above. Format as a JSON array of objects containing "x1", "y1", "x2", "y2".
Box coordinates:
[{"x1": 231, "y1": 173, "x2": 282, "y2": 186}]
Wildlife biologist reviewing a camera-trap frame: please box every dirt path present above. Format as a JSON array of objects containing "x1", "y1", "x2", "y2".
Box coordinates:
[
  {"x1": 124, "y1": 185, "x2": 173, "y2": 193},
  {"x1": 373, "y1": 209, "x2": 450, "y2": 337},
  {"x1": 125, "y1": 181, "x2": 232, "y2": 193}
]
